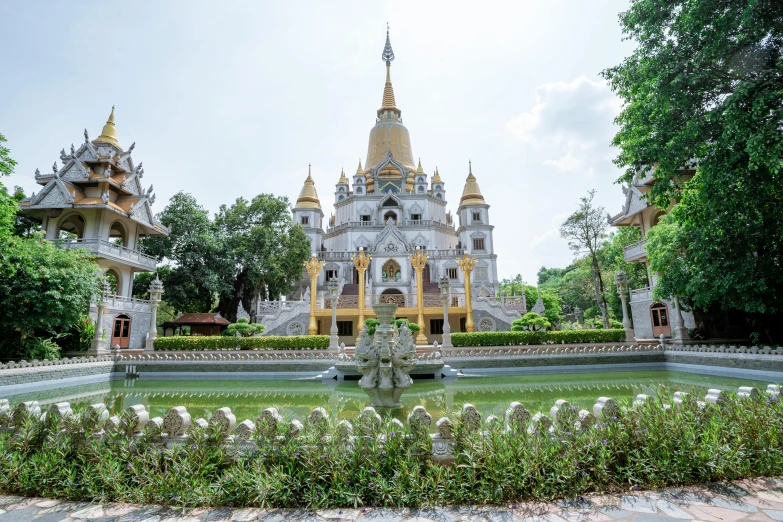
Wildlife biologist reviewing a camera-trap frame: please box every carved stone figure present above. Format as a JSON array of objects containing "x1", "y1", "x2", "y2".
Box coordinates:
[{"x1": 354, "y1": 303, "x2": 416, "y2": 408}]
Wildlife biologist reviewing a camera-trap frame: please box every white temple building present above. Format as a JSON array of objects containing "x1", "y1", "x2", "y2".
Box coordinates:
[{"x1": 257, "y1": 29, "x2": 524, "y2": 344}]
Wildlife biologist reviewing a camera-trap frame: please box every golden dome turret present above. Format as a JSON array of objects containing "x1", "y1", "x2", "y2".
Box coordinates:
[
  {"x1": 296, "y1": 165, "x2": 321, "y2": 209},
  {"x1": 460, "y1": 161, "x2": 485, "y2": 205},
  {"x1": 416, "y1": 158, "x2": 424, "y2": 174},
  {"x1": 338, "y1": 168, "x2": 347, "y2": 184},
  {"x1": 433, "y1": 166, "x2": 442, "y2": 183},
  {"x1": 356, "y1": 159, "x2": 364, "y2": 175},
  {"x1": 93, "y1": 106, "x2": 122, "y2": 149}
]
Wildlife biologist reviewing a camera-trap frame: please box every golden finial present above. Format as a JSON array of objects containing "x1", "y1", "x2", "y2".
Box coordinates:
[
  {"x1": 356, "y1": 158, "x2": 363, "y2": 174},
  {"x1": 338, "y1": 168, "x2": 347, "y2": 184},
  {"x1": 433, "y1": 166, "x2": 442, "y2": 183},
  {"x1": 461, "y1": 161, "x2": 484, "y2": 205},
  {"x1": 93, "y1": 105, "x2": 121, "y2": 149},
  {"x1": 416, "y1": 158, "x2": 424, "y2": 173},
  {"x1": 378, "y1": 25, "x2": 400, "y2": 117},
  {"x1": 297, "y1": 165, "x2": 321, "y2": 209}
]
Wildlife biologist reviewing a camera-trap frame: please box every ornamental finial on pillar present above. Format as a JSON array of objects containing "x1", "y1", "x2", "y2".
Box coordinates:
[{"x1": 382, "y1": 23, "x2": 395, "y2": 64}]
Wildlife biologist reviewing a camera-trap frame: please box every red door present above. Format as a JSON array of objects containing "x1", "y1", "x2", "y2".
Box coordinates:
[
  {"x1": 650, "y1": 303, "x2": 671, "y2": 337},
  {"x1": 111, "y1": 314, "x2": 132, "y2": 349}
]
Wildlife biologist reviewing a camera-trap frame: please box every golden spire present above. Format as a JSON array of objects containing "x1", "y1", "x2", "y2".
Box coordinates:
[
  {"x1": 296, "y1": 164, "x2": 321, "y2": 209},
  {"x1": 433, "y1": 166, "x2": 442, "y2": 183},
  {"x1": 93, "y1": 106, "x2": 121, "y2": 149},
  {"x1": 460, "y1": 161, "x2": 485, "y2": 205},
  {"x1": 338, "y1": 168, "x2": 347, "y2": 184},
  {"x1": 356, "y1": 158, "x2": 364, "y2": 174},
  {"x1": 416, "y1": 158, "x2": 424, "y2": 173},
  {"x1": 378, "y1": 24, "x2": 400, "y2": 118}
]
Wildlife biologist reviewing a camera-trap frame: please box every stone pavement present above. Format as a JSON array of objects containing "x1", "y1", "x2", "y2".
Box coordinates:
[{"x1": 2, "y1": 478, "x2": 783, "y2": 522}]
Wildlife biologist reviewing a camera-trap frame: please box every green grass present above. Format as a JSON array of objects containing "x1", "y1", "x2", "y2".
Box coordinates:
[{"x1": 1, "y1": 391, "x2": 782, "y2": 508}]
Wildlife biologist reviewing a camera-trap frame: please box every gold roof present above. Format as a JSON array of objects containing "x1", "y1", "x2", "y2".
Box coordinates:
[
  {"x1": 93, "y1": 106, "x2": 121, "y2": 149},
  {"x1": 378, "y1": 63, "x2": 399, "y2": 117},
  {"x1": 296, "y1": 165, "x2": 321, "y2": 209},
  {"x1": 460, "y1": 161, "x2": 485, "y2": 205},
  {"x1": 433, "y1": 166, "x2": 442, "y2": 183},
  {"x1": 338, "y1": 168, "x2": 347, "y2": 184},
  {"x1": 356, "y1": 159, "x2": 364, "y2": 174},
  {"x1": 416, "y1": 158, "x2": 424, "y2": 174}
]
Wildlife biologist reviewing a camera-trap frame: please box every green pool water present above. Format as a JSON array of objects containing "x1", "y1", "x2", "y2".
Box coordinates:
[{"x1": 5, "y1": 370, "x2": 775, "y2": 426}]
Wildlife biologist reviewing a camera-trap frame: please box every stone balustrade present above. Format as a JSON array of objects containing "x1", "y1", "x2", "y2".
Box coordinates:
[{"x1": 1, "y1": 384, "x2": 778, "y2": 466}]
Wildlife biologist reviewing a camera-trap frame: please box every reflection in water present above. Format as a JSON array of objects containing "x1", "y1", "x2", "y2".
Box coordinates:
[{"x1": 5, "y1": 370, "x2": 773, "y2": 428}]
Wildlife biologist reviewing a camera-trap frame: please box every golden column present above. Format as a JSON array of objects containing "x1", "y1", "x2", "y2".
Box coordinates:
[
  {"x1": 457, "y1": 253, "x2": 477, "y2": 333},
  {"x1": 351, "y1": 247, "x2": 371, "y2": 340},
  {"x1": 305, "y1": 254, "x2": 325, "y2": 335},
  {"x1": 408, "y1": 246, "x2": 429, "y2": 345}
]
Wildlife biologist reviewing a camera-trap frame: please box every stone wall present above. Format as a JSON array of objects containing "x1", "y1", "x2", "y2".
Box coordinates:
[
  {"x1": 0, "y1": 357, "x2": 116, "y2": 393},
  {"x1": 630, "y1": 297, "x2": 695, "y2": 340}
]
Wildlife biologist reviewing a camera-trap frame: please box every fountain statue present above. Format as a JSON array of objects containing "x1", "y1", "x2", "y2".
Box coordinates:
[{"x1": 355, "y1": 303, "x2": 416, "y2": 408}]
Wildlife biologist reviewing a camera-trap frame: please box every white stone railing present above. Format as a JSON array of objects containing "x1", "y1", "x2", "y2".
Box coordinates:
[
  {"x1": 442, "y1": 344, "x2": 665, "y2": 358},
  {"x1": 630, "y1": 286, "x2": 653, "y2": 303},
  {"x1": 0, "y1": 355, "x2": 117, "y2": 371},
  {"x1": 623, "y1": 239, "x2": 647, "y2": 262},
  {"x1": 53, "y1": 238, "x2": 158, "y2": 271},
  {"x1": 1, "y1": 385, "x2": 778, "y2": 466}
]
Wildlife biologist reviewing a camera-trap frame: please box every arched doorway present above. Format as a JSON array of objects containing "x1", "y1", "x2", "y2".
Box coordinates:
[
  {"x1": 382, "y1": 260, "x2": 401, "y2": 282},
  {"x1": 383, "y1": 211, "x2": 397, "y2": 224},
  {"x1": 111, "y1": 314, "x2": 132, "y2": 349},
  {"x1": 650, "y1": 303, "x2": 671, "y2": 337},
  {"x1": 379, "y1": 288, "x2": 404, "y2": 307},
  {"x1": 105, "y1": 269, "x2": 121, "y2": 295},
  {"x1": 422, "y1": 263, "x2": 431, "y2": 283}
]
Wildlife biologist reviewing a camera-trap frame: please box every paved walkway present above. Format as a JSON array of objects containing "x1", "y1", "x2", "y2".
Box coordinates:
[{"x1": 2, "y1": 478, "x2": 783, "y2": 522}]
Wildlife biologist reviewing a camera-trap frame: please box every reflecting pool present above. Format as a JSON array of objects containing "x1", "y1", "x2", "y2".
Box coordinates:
[{"x1": 4, "y1": 370, "x2": 775, "y2": 427}]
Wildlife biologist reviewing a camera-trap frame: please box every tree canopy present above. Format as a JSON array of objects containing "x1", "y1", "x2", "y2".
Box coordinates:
[
  {"x1": 602, "y1": 0, "x2": 783, "y2": 333},
  {"x1": 139, "y1": 191, "x2": 310, "y2": 322}
]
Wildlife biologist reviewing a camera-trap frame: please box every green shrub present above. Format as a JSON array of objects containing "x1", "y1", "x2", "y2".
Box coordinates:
[
  {"x1": 452, "y1": 329, "x2": 626, "y2": 347},
  {"x1": 223, "y1": 318, "x2": 265, "y2": 337},
  {"x1": 154, "y1": 334, "x2": 329, "y2": 351},
  {"x1": 511, "y1": 312, "x2": 552, "y2": 331}
]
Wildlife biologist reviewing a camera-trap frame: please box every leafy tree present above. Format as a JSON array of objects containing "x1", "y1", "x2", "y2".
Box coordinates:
[
  {"x1": 602, "y1": 0, "x2": 783, "y2": 334},
  {"x1": 560, "y1": 190, "x2": 610, "y2": 328},
  {"x1": 10, "y1": 186, "x2": 40, "y2": 237},
  {"x1": 139, "y1": 193, "x2": 233, "y2": 314},
  {"x1": 537, "y1": 267, "x2": 565, "y2": 287},
  {"x1": 0, "y1": 236, "x2": 102, "y2": 359},
  {"x1": 214, "y1": 194, "x2": 310, "y2": 321}
]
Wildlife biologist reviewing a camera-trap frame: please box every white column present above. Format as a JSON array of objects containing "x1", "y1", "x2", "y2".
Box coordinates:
[
  {"x1": 146, "y1": 276, "x2": 164, "y2": 352},
  {"x1": 88, "y1": 280, "x2": 110, "y2": 355}
]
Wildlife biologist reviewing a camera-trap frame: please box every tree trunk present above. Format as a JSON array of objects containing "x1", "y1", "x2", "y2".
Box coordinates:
[
  {"x1": 218, "y1": 272, "x2": 264, "y2": 324},
  {"x1": 590, "y1": 254, "x2": 609, "y2": 328}
]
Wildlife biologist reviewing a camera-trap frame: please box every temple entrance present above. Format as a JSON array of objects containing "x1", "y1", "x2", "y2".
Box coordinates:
[
  {"x1": 379, "y1": 288, "x2": 404, "y2": 307},
  {"x1": 650, "y1": 303, "x2": 671, "y2": 337},
  {"x1": 422, "y1": 263, "x2": 431, "y2": 283},
  {"x1": 111, "y1": 314, "x2": 132, "y2": 349},
  {"x1": 383, "y1": 211, "x2": 397, "y2": 224}
]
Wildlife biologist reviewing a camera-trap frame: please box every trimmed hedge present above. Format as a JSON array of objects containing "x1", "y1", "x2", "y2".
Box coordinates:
[
  {"x1": 154, "y1": 335, "x2": 330, "y2": 351},
  {"x1": 451, "y1": 329, "x2": 625, "y2": 347}
]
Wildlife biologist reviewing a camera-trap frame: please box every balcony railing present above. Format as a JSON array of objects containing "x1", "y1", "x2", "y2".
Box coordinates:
[
  {"x1": 316, "y1": 248, "x2": 465, "y2": 261},
  {"x1": 482, "y1": 296, "x2": 526, "y2": 311},
  {"x1": 326, "y1": 219, "x2": 455, "y2": 235},
  {"x1": 53, "y1": 238, "x2": 158, "y2": 271},
  {"x1": 623, "y1": 239, "x2": 648, "y2": 262},
  {"x1": 321, "y1": 293, "x2": 467, "y2": 310},
  {"x1": 630, "y1": 287, "x2": 653, "y2": 303}
]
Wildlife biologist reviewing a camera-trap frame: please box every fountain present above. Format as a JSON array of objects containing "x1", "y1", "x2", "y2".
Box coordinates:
[{"x1": 355, "y1": 303, "x2": 416, "y2": 408}]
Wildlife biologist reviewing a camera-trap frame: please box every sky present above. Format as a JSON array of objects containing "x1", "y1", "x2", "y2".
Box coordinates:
[{"x1": 0, "y1": 0, "x2": 635, "y2": 285}]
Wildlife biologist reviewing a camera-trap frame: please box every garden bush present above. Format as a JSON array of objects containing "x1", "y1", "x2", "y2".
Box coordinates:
[
  {"x1": 1, "y1": 391, "x2": 782, "y2": 508},
  {"x1": 154, "y1": 334, "x2": 329, "y2": 351},
  {"x1": 452, "y1": 329, "x2": 625, "y2": 347}
]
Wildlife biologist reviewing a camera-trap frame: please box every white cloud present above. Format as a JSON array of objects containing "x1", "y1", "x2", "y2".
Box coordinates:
[{"x1": 506, "y1": 76, "x2": 622, "y2": 177}]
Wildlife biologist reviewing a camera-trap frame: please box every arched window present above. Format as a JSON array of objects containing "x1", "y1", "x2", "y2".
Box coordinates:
[
  {"x1": 356, "y1": 187, "x2": 363, "y2": 194},
  {"x1": 436, "y1": 193, "x2": 443, "y2": 199},
  {"x1": 57, "y1": 213, "x2": 85, "y2": 240},
  {"x1": 383, "y1": 211, "x2": 397, "y2": 224},
  {"x1": 381, "y1": 260, "x2": 401, "y2": 282},
  {"x1": 338, "y1": 195, "x2": 345, "y2": 201},
  {"x1": 417, "y1": 176, "x2": 425, "y2": 183},
  {"x1": 338, "y1": 187, "x2": 345, "y2": 193},
  {"x1": 108, "y1": 221, "x2": 127, "y2": 247},
  {"x1": 435, "y1": 185, "x2": 442, "y2": 190},
  {"x1": 417, "y1": 186, "x2": 424, "y2": 193},
  {"x1": 105, "y1": 268, "x2": 121, "y2": 295}
]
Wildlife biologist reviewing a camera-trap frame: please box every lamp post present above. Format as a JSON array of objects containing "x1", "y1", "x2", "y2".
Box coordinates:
[
  {"x1": 328, "y1": 276, "x2": 339, "y2": 349},
  {"x1": 89, "y1": 279, "x2": 111, "y2": 355},
  {"x1": 304, "y1": 253, "x2": 324, "y2": 335},
  {"x1": 457, "y1": 253, "x2": 477, "y2": 332},
  {"x1": 408, "y1": 246, "x2": 429, "y2": 345},
  {"x1": 438, "y1": 275, "x2": 452, "y2": 348},
  {"x1": 352, "y1": 247, "x2": 371, "y2": 343},
  {"x1": 614, "y1": 270, "x2": 635, "y2": 342},
  {"x1": 146, "y1": 275, "x2": 164, "y2": 352}
]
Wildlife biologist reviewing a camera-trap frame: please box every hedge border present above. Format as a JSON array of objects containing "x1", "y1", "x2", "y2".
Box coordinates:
[
  {"x1": 451, "y1": 329, "x2": 625, "y2": 347},
  {"x1": 153, "y1": 335, "x2": 330, "y2": 351}
]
